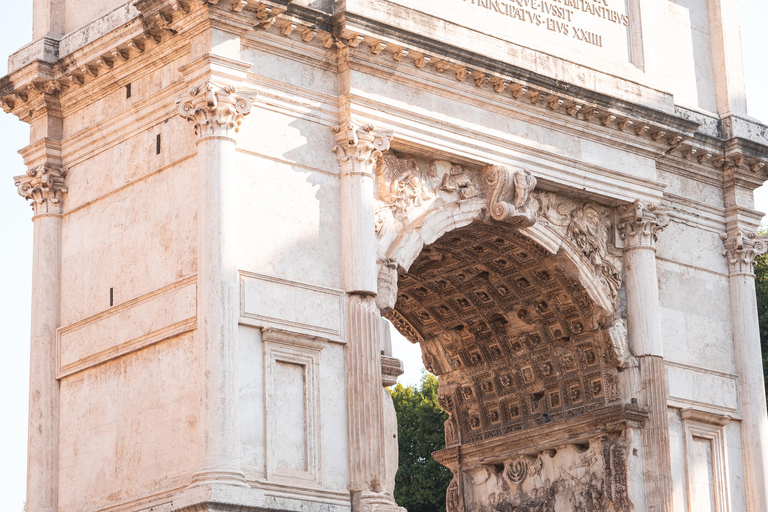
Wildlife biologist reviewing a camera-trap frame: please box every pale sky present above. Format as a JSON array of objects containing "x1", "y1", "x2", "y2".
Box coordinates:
[{"x1": 1, "y1": 2, "x2": 767, "y2": 510}]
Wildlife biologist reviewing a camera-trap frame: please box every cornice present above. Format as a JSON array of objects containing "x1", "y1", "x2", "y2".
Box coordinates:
[{"x1": 3, "y1": 0, "x2": 767, "y2": 181}]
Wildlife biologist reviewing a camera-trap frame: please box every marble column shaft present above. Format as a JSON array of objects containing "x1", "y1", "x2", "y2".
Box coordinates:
[
  {"x1": 722, "y1": 230, "x2": 768, "y2": 512},
  {"x1": 14, "y1": 164, "x2": 68, "y2": 512},
  {"x1": 618, "y1": 200, "x2": 674, "y2": 512},
  {"x1": 178, "y1": 81, "x2": 251, "y2": 485}
]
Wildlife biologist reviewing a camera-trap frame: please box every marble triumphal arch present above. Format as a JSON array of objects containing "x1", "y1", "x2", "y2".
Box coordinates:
[{"x1": 4, "y1": 0, "x2": 768, "y2": 511}]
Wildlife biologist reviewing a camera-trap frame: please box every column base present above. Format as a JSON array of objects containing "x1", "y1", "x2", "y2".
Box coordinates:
[
  {"x1": 352, "y1": 491, "x2": 406, "y2": 512},
  {"x1": 172, "y1": 482, "x2": 266, "y2": 512}
]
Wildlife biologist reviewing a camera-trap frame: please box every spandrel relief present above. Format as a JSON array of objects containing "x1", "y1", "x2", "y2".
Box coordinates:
[
  {"x1": 462, "y1": 435, "x2": 632, "y2": 512},
  {"x1": 538, "y1": 193, "x2": 623, "y2": 301}
]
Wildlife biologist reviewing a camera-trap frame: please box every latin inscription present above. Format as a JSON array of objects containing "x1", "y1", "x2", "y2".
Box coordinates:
[{"x1": 461, "y1": 0, "x2": 630, "y2": 49}]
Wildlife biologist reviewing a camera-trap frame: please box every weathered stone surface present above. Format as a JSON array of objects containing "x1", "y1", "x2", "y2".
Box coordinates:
[{"x1": 4, "y1": 1, "x2": 768, "y2": 512}]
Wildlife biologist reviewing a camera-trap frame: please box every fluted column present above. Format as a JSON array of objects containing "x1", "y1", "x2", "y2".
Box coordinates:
[
  {"x1": 178, "y1": 81, "x2": 251, "y2": 486},
  {"x1": 333, "y1": 123, "x2": 401, "y2": 512},
  {"x1": 14, "y1": 164, "x2": 67, "y2": 512},
  {"x1": 617, "y1": 200, "x2": 674, "y2": 512},
  {"x1": 721, "y1": 229, "x2": 768, "y2": 512}
]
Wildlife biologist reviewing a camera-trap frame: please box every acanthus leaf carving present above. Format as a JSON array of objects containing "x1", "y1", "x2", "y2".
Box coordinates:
[
  {"x1": 484, "y1": 165, "x2": 538, "y2": 227},
  {"x1": 332, "y1": 122, "x2": 392, "y2": 178},
  {"x1": 721, "y1": 229, "x2": 768, "y2": 276},
  {"x1": 14, "y1": 164, "x2": 68, "y2": 215},
  {"x1": 177, "y1": 80, "x2": 252, "y2": 139},
  {"x1": 616, "y1": 200, "x2": 669, "y2": 249}
]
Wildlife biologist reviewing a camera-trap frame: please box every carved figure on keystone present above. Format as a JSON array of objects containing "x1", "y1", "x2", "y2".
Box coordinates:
[{"x1": 484, "y1": 165, "x2": 538, "y2": 227}]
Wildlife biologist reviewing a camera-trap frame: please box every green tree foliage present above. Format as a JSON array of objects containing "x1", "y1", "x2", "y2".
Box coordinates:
[
  {"x1": 754, "y1": 230, "x2": 768, "y2": 404},
  {"x1": 389, "y1": 373, "x2": 453, "y2": 512}
]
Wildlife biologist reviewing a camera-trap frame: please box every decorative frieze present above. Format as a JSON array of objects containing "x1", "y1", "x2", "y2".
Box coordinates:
[
  {"x1": 177, "y1": 80, "x2": 252, "y2": 140},
  {"x1": 721, "y1": 230, "x2": 768, "y2": 276},
  {"x1": 14, "y1": 164, "x2": 68, "y2": 215},
  {"x1": 617, "y1": 200, "x2": 670, "y2": 249},
  {"x1": 450, "y1": 434, "x2": 633, "y2": 512}
]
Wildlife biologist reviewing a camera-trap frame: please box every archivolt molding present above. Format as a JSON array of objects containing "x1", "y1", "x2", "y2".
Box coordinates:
[{"x1": 375, "y1": 152, "x2": 623, "y2": 317}]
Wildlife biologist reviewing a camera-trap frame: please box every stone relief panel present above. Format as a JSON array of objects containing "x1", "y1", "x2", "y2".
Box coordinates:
[
  {"x1": 457, "y1": 434, "x2": 633, "y2": 512},
  {"x1": 386, "y1": 223, "x2": 624, "y2": 446}
]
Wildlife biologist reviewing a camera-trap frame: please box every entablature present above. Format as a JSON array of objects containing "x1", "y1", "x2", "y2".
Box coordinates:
[{"x1": 3, "y1": 0, "x2": 767, "y2": 191}]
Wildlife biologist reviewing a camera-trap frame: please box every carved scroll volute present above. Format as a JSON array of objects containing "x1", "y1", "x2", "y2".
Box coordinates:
[
  {"x1": 484, "y1": 165, "x2": 538, "y2": 227},
  {"x1": 332, "y1": 123, "x2": 393, "y2": 177},
  {"x1": 177, "y1": 80, "x2": 252, "y2": 140},
  {"x1": 721, "y1": 230, "x2": 768, "y2": 276},
  {"x1": 616, "y1": 200, "x2": 669, "y2": 249},
  {"x1": 14, "y1": 164, "x2": 68, "y2": 215}
]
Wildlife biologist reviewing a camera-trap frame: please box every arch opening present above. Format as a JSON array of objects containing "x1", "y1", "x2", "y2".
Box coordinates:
[{"x1": 386, "y1": 220, "x2": 645, "y2": 512}]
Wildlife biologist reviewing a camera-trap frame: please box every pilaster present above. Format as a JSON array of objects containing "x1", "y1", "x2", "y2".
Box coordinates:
[{"x1": 617, "y1": 200, "x2": 674, "y2": 512}]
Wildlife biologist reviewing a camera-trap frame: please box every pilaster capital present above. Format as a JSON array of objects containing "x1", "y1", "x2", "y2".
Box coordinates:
[
  {"x1": 720, "y1": 229, "x2": 767, "y2": 276},
  {"x1": 177, "y1": 80, "x2": 252, "y2": 142},
  {"x1": 332, "y1": 123, "x2": 393, "y2": 178},
  {"x1": 617, "y1": 200, "x2": 670, "y2": 249},
  {"x1": 14, "y1": 164, "x2": 68, "y2": 215}
]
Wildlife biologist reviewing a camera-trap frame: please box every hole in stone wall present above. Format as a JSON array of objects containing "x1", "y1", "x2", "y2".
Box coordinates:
[
  {"x1": 156, "y1": 134, "x2": 161, "y2": 155},
  {"x1": 126, "y1": 83, "x2": 131, "y2": 99},
  {"x1": 574, "y1": 443, "x2": 590, "y2": 452},
  {"x1": 109, "y1": 287, "x2": 114, "y2": 307}
]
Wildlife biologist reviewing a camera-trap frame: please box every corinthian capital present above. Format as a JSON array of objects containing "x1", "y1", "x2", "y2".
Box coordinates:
[
  {"x1": 177, "y1": 80, "x2": 252, "y2": 140},
  {"x1": 721, "y1": 230, "x2": 768, "y2": 276},
  {"x1": 332, "y1": 123, "x2": 393, "y2": 177},
  {"x1": 617, "y1": 200, "x2": 670, "y2": 249},
  {"x1": 14, "y1": 164, "x2": 68, "y2": 215}
]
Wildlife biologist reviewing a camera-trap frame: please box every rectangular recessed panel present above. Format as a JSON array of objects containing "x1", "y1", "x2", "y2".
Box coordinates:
[
  {"x1": 666, "y1": 362, "x2": 740, "y2": 417},
  {"x1": 58, "y1": 277, "x2": 197, "y2": 377},
  {"x1": 240, "y1": 272, "x2": 344, "y2": 339},
  {"x1": 689, "y1": 437, "x2": 716, "y2": 512},
  {"x1": 272, "y1": 361, "x2": 308, "y2": 473}
]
